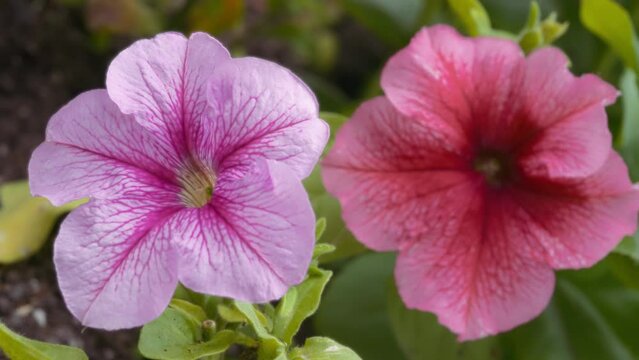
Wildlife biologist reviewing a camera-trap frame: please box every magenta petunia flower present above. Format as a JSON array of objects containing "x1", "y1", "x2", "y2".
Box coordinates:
[
  {"x1": 29, "y1": 32, "x2": 328, "y2": 329},
  {"x1": 322, "y1": 25, "x2": 639, "y2": 340}
]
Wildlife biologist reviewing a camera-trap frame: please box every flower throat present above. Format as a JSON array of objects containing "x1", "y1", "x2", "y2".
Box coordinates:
[
  {"x1": 178, "y1": 161, "x2": 216, "y2": 208},
  {"x1": 473, "y1": 150, "x2": 514, "y2": 187}
]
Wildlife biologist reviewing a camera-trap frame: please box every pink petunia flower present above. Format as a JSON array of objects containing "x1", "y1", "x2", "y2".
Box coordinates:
[
  {"x1": 322, "y1": 25, "x2": 639, "y2": 340},
  {"x1": 29, "y1": 32, "x2": 328, "y2": 329}
]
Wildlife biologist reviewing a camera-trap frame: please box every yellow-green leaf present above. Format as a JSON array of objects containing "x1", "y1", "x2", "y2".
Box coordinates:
[
  {"x1": 581, "y1": 0, "x2": 639, "y2": 71},
  {"x1": 0, "y1": 323, "x2": 88, "y2": 360},
  {"x1": 0, "y1": 181, "x2": 84, "y2": 264}
]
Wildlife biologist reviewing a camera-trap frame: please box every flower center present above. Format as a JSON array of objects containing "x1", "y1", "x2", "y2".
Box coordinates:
[
  {"x1": 473, "y1": 151, "x2": 513, "y2": 187},
  {"x1": 178, "y1": 162, "x2": 216, "y2": 208}
]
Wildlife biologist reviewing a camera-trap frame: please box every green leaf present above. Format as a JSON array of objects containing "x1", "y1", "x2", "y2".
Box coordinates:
[
  {"x1": 289, "y1": 337, "x2": 362, "y2": 360},
  {"x1": 218, "y1": 303, "x2": 249, "y2": 323},
  {"x1": 447, "y1": 0, "x2": 492, "y2": 36},
  {"x1": 233, "y1": 302, "x2": 271, "y2": 338},
  {"x1": 139, "y1": 307, "x2": 242, "y2": 360},
  {"x1": 234, "y1": 301, "x2": 287, "y2": 360},
  {"x1": 616, "y1": 233, "x2": 639, "y2": 262},
  {"x1": 0, "y1": 181, "x2": 84, "y2": 264},
  {"x1": 232, "y1": 302, "x2": 272, "y2": 332},
  {"x1": 618, "y1": 68, "x2": 639, "y2": 182},
  {"x1": 273, "y1": 267, "x2": 332, "y2": 344},
  {"x1": 387, "y1": 283, "x2": 497, "y2": 360},
  {"x1": 314, "y1": 253, "x2": 406, "y2": 360},
  {"x1": 169, "y1": 299, "x2": 207, "y2": 323},
  {"x1": 312, "y1": 243, "x2": 336, "y2": 260},
  {"x1": 580, "y1": 0, "x2": 639, "y2": 71},
  {"x1": 315, "y1": 217, "x2": 327, "y2": 241},
  {"x1": 139, "y1": 307, "x2": 202, "y2": 359},
  {"x1": 501, "y1": 258, "x2": 639, "y2": 359},
  {"x1": 0, "y1": 323, "x2": 88, "y2": 360}
]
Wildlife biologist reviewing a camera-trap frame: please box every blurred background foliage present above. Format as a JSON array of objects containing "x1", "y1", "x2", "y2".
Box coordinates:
[{"x1": 4, "y1": 0, "x2": 639, "y2": 359}]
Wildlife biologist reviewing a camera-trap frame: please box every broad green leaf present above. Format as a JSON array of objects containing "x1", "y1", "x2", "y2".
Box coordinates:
[
  {"x1": 501, "y1": 258, "x2": 639, "y2": 359},
  {"x1": 314, "y1": 253, "x2": 406, "y2": 360},
  {"x1": 0, "y1": 181, "x2": 84, "y2": 264},
  {"x1": 273, "y1": 267, "x2": 332, "y2": 344},
  {"x1": 387, "y1": 283, "x2": 496, "y2": 360},
  {"x1": 289, "y1": 337, "x2": 362, "y2": 360},
  {"x1": 139, "y1": 307, "x2": 242, "y2": 360},
  {"x1": 0, "y1": 323, "x2": 88, "y2": 360},
  {"x1": 139, "y1": 307, "x2": 202, "y2": 359},
  {"x1": 169, "y1": 299, "x2": 207, "y2": 323},
  {"x1": 447, "y1": 0, "x2": 492, "y2": 36},
  {"x1": 580, "y1": 0, "x2": 639, "y2": 71}
]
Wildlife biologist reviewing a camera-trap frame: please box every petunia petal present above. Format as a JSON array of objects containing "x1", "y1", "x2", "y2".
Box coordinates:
[
  {"x1": 204, "y1": 57, "x2": 328, "y2": 179},
  {"x1": 54, "y1": 186, "x2": 181, "y2": 329},
  {"x1": 106, "y1": 32, "x2": 231, "y2": 155},
  {"x1": 381, "y1": 25, "x2": 526, "y2": 149},
  {"x1": 173, "y1": 160, "x2": 315, "y2": 302},
  {"x1": 522, "y1": 47, "x2": 618, "y2": 128},
  {"x1": 393, "y1": 153, "x2": 639, "y2": 340},
  {"x1": 106, "y1": 32, "x2": 325, "y2": 179},
  {"x1": 517, "y1": 47, "x2": 618, "y2": 178},
  {"x1": 513, "y1": 152, "x2": 639, "y2": 269},
  {"x1": 395, "y1": 189, "x2": 555, "y2": 340},
  {"x1": 29, "y1": 89, "x2": 179, "y2": 206},
  {"x1": 322, "y1": 97, "x2": 470, "y2": 251}
]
